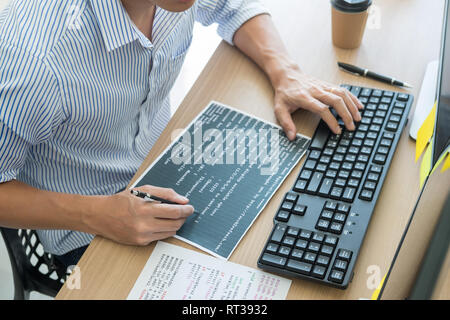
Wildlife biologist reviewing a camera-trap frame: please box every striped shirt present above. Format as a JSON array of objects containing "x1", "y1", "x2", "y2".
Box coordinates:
[{"x1": 0, "y1": 0, "x2": 268, "y2": 255}]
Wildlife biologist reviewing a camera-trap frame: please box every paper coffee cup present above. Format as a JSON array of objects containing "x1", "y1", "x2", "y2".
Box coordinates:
[{"x1": 331, "y1": 0, "x2": 372, "y2": 49}]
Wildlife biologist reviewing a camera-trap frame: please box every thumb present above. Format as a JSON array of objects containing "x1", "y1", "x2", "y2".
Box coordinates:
[{"x1": 274, "y1": 104, "x2": 297, "y2": 141}]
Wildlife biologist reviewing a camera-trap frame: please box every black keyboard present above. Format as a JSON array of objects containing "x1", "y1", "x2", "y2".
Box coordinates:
[{"x1": 257, "y1": 85, "x2": 413, "y2": 289}]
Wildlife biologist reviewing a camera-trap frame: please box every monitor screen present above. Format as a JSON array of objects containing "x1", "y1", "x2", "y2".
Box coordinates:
[{"x1": 433, "y1": 0, "x2": 450, "y2": 165}]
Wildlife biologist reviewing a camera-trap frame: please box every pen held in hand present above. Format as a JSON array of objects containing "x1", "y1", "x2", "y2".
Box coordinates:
[
  {"x1": 130, "y1": 189, "x2": 197, "y2": 214},
  {"x1": 337, "y1": 62, "x2": 413, "y2": 88}
]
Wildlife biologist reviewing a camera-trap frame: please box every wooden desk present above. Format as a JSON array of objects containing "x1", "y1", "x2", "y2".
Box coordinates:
[{"x1": 56, "y1": 0, "x2": 445, "y2": 300}]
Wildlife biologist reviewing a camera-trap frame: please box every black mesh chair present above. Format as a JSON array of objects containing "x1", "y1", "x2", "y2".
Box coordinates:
[{"x1": 0, "y1": 228, "x2": 68, "y2": 300}]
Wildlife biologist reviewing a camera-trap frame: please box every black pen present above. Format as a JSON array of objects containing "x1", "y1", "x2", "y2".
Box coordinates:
[
  {"x1": 130, "y1": 189, "x2": 179, "y2": 205},
  {"x1": 337, "y1": 62, "x2": 413, "y2": 88}
]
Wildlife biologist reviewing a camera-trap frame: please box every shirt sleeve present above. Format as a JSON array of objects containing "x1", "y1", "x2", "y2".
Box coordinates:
[
  {"x1": 0, "y1": 42, "x2": 63, "y2": 184},
  {"x1": 195, "y1": 0, "x2": 270, "y2": 45}
]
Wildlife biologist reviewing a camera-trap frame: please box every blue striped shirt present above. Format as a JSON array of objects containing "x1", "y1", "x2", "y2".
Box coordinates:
[{"x1": 0, "y1": 0, "x2": 268, "y2": 255}]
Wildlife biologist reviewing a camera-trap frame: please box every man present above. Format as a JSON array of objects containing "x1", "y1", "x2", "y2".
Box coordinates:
[{"x1": 0, "y1": 0, "x2": 362, "y2": 267}]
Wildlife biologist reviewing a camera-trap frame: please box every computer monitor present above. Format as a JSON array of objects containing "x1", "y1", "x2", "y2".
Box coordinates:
[
  {"x1": 379, "y1": 0, "x2": 450, "y2": 299},
  {"x1": 433, "y1": 0, "x2": 450, "y2": 165}
]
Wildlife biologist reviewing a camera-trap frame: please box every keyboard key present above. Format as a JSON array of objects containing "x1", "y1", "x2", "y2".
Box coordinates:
[
  {"x1": 354, "y1": 162, "x2": 366, "y2": 171},
  {"x1": 318, "y1": 178, "x2": 333, "y2": 196},
  {"x1": 386, "y1": 121, "x2": 398, "y2": 132},
  {"x1": 310, "y1": 122, "x2": 329, "y2": 150},
  {"x1": 285, "y1": 191, "x2": 298, "y2": 202},
  {"x1": 329, "y1": 270, "x2": 345, "y2": 284},
  {"x1": 319, "y1": 155, "x2": 331, "y2": 165},
  {"x1": 330, "y1": 187, "x2": 343, "y2": 199},
  {"x1": 333, "y1": 213, "x2": 346, "y2": 223},
  {"x1": 294, "y1": 179, "x2": 308, "y2": 192},
  {"x1": 303, "y1": 252, "x2": 317, "y2": 264},
  {"x1": 295, "y1": 239, "x2": 308, "y2": 249},
  {"x1": 372, "y1": 89, "x2": 382, "y2": 97},
  {"x1": 383, "y1": 91, "x2": 394, "y2": 97},
  {"x1": 324, "y1": 201, "x2": 338, "y2": 211},
  {"x1": 320, "y1": 245, "x2": 334, "y2": 256},
  {"x1": 286, "y1": 259, "x2": 312, "y2": 275},
  {"x1": 329, "y1": 162, "x2": 340, "y2": 170},
  {"x1": 324, "y1": 235, "x2": 338, "y2": 247},
  {"x1": 308, "y1": 242, "x2": 321, "y2": 253},
  {"x1": 338, "y1": 170, "x2": 350, "y2": 179},
  {"x1": 330, "y1": 222, "x2": 344, "y2": 234},
  {"x1": 370, "y1": 165, "x2": 383, "y2": 173},
  {"x1": 323, "y1": 148, "x2": 334, "y2": 156},
  {"x1": 375, "y1": 110, "x2": 387, "y2": 118},
  {"x1": 278, "y1": 246, "x2": 291, "y2": 256},
  {"x1": 360, "y1": 189, "x2": 374, "y2": 201},
  {"x1": 335, "y1": 178, "x2": 347, "y2": 187},
  {"x1": 373, "y1": 153, "x2": 386, "y2": 164},
  {"x1": 337, "y1": 146, "x2": 348, "y2": 154},
  {"x1": 332, "y1": 154, "x2": 344, "y2": 162},
  {"x1": 293, "y1": 204, "x2": 307, "y2": 216},
  {"x1": 370, "y1": 124, "x2": 381, "y2": 132},
  {"x1": 348, "y1": 178, "x2": 360, "y2": 188},
  {"x1": 337, "y1": 203, "x2": 350, "y2": 214},
  {"x1": 312, "y1": 233, "x2": 325, "y2": 243},
  {"x1": 286, "y1": 227, "x2": 300, "y2": 237},
  {"x1": 342, "y1": 187, "x2": 356, "y2": 202},
  {"x1": 321, "y1": 209, "x2": 334, "y2": 220},
  {"x1": 367, "y1": 131, "x2": 378, "y2": 140},
  {"x1": 377, "y1": 146, "x2": 389, "y2": 155},
  {"x1": 334, "y1": 259, "x2": 348, "y2": 271},
  {"x1": 316, "y1": 219, "x2": 330, "y2": 231},
  {"x1": 351, "y1": 170, "x2": 363, "y2": 179},
  {"x1": 367, "y1": 172, "x2": 380, "y2": 181},
  {"x1": 316, "y1": 255, "x2": 330, "y2": 267},
  {"x1": 357, "y1": 154, "x2": 369, "y2": 163},
  {"x1": 300, "y1": 169, "x2": 313, "y2": 180},
  {"x1": 397, "y1": 93, "x2": 409, "y2": 101},
  {"x1": 266, "y1": 243, "x2": 279, "y2": 253},
  {"x1": 309, "y1": 150, "x2": 321, "y2": 160},
  {"x1": 312, "y1": 265, "x2": 327, "y2": 279},
  {"x1": 316, "y1": 163, "x2": 327, "y2": 172},
  {"x1": 326, "y1": 170, "x2": 338, "y2": 179},
  {"x1": 392, "y1": 108, "x2": 403, "y2": 118},
  {"x1": 337, "y1": 249, "x2": 353, "y2": 261},
  {"x1": 360, "y1": 88, "x2": 371, "y2": 97},
  {"x1": 389, "y1": 115, "x2": 401, "y2": 123},
  {"x1": 383, "y1": 132, "x2": 395, "y2": 140},
  {"x1": 281, "y1": 201, "x2": 294, "y2": 211},
  {"x1": 360, "y1": 146, "x2": 372, "y2": 155},
  {"x1": 276, "y1": 210, "x2": 290, "y2": 222},
  {"x1": 306, "y1": 172, "x2": 324, "y2": 194},
  {"x1": 299, "y1": 230, "x2": 312, "y2": 240},
  {"x1": 261, "y1": 253, "x2": 287, "y2": 268},
  {"x1": 304, "y1": 159, "x2": 317, "y2": 170},
  {"x1": 291, "y1": 249, "x2": 304, "y2": 260},
  {"x1": 282, "y1": 236, "x2": 296, "y2": 246},
  {"x1": 270, "y1": 224, "x2": 287, "y2": 243},
  {"x1": 364, "y1": 181, "x2": 377, "y2": 191}
]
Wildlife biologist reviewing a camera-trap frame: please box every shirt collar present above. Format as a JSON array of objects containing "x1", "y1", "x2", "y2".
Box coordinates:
[{"x1": 89, "y1": 0, "x2": 152, "y2": 52}]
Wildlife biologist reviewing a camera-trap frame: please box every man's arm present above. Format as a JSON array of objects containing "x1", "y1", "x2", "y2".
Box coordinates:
[
  {"x1": 0, "y1": 180, "x2": 194, "y2": 246},
  {"x1": 233, "y1": 14, "x2": 364, "y2": 140}
]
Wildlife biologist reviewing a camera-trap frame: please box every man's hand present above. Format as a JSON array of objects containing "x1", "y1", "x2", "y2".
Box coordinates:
[
  {"x1": 273, "y1": 66, "x2": 364, "y2": 140},
  {"x1": 233, "y1": 14, "x2": 364, "y2": 140},
  {"x1": 83, "y1": 185, "x2": 194, "y2": 246}
]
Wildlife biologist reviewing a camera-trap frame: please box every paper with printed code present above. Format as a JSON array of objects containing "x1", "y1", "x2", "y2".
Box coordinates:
[{"x1": 127, "y1": 241, "x2": 291, "y2": 300}]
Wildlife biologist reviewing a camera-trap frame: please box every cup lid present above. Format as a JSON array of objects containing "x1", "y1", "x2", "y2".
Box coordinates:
[{"x1": 331, "y1": 0, "x2": 372, "y2": 12}]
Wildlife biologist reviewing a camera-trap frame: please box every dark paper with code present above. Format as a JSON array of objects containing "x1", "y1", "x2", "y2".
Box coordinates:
[{"x1": 133, "y1": 102, "x2": 310, "y2": 259}]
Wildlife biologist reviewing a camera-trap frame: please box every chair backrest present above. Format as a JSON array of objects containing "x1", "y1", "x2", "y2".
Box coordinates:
[{"x1": 0, "y1": 228, "x2": 67, "y2": 299}]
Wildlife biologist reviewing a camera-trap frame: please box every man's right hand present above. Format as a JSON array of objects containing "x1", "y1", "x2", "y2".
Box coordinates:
[{"x1": 83, "y1": 185, "x2": 194, "y2": 246}]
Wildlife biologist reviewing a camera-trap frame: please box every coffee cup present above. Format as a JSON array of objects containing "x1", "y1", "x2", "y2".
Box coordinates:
[{"x1": 331, "y1": 0, "x2": 372, "y2": 49}]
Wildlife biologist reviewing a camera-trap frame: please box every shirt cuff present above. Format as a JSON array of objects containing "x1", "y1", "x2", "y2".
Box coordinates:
[
  {"x1": 0, "y1": 170, "x2": 17, "y2": 184},
  {"x1": 217, "y1": 2, "x2": 270, "y2": 46}
]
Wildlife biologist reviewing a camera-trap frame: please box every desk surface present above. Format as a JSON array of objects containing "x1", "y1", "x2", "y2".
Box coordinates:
[{"x1": 56, "y1": 0, "x2": 445, "y2": 300}]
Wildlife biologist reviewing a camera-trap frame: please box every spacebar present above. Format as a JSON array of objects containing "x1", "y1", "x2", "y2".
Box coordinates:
[{"x1": 310, "y1": 121, "x2": 329, "y2": 150}]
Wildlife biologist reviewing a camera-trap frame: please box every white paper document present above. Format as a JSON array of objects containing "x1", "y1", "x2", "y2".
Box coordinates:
[{"x1": 127, "y1": 241, "x2": 291, "y2": 300}]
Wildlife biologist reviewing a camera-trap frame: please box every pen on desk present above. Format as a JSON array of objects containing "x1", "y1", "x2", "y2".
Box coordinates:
[{"x1": 337, "y1": 62, "x2": 413, "y2": 88}]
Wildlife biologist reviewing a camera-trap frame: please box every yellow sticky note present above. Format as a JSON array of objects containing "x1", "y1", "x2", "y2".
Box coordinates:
[
  {"x1": 416, "y1": 102, "x2": 437, "y2": 162},
  {"x1": 443, "y1": 153, "x2": 450, "y2": 172},
  {"x1": 420, "y1": 143, "x2": 433, "y2": 189},
  {"x1": 371, "y1": 274, "x2": 387, "y2": 300},
  {"x1": 431, "y1": 150, "x2": 448, "y2": 174}
]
